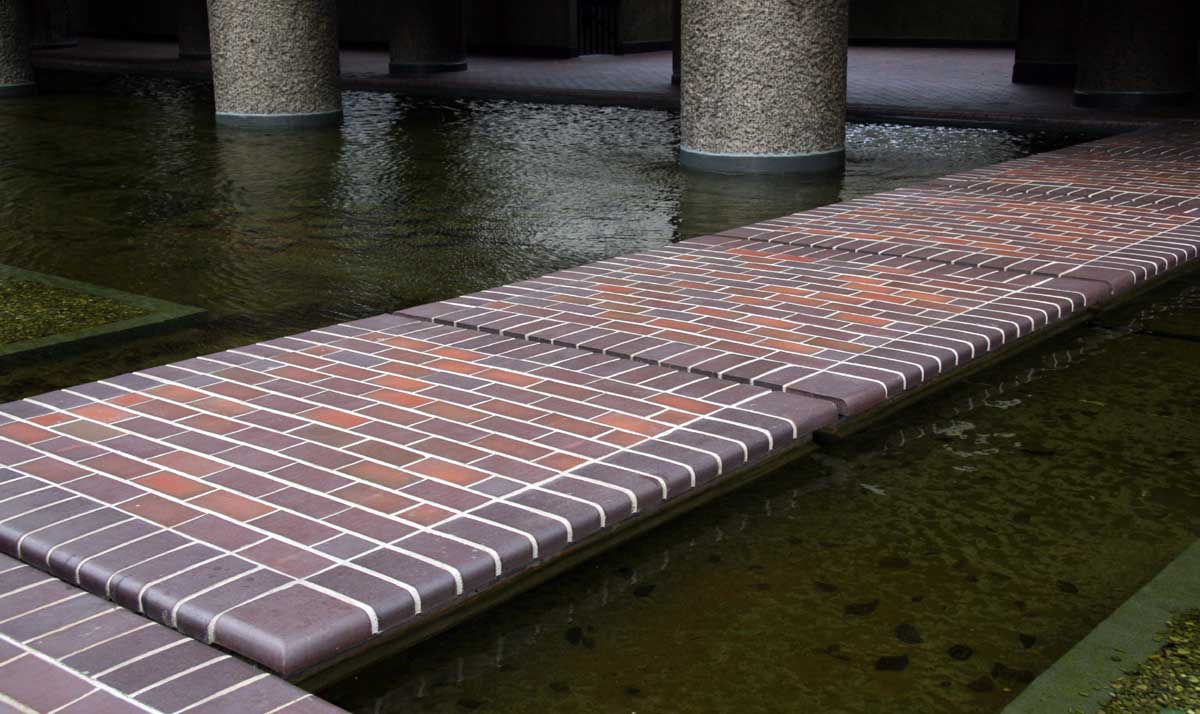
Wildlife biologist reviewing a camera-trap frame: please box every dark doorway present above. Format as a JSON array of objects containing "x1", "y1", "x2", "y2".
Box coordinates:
[{"x1": 578, "y1": 0, "x2": 620, "y2": 55}]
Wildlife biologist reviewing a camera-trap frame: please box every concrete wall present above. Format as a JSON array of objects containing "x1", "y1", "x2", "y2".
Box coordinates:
[
  {"x1": 468, "y1": 0, "x2": 575, "y2": 57},
  {"x1": 85, "y1": 0, "x2": 174, "y2": 38},
  {"x1": 72, "y1": 0, "x2": 1018, "y2": 52},
  {"x1": 849, "y1": 0, "x2": 1018, "y2": 44},
  {"x1": 620, "y1": 0, "x2": 671, "y2": 51}
]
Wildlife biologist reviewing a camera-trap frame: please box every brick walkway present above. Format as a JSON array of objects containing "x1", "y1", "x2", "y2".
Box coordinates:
[
  {"x1": 32, "y1": 40, "x2": 1200, "y2": 130},
  {"x1": 0, "y1": 555, "x2": 342, "y2": 713},
  {"x1": 1, "y1": 111, "x2": 1199, "y2": 704}
]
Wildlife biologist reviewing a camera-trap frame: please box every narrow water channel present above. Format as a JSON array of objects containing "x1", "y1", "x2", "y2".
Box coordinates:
[{"x1": 321, "y1": 270, "x2": 1200, "y2": 714}]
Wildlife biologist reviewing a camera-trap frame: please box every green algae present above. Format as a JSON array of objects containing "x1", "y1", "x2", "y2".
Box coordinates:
[{"x1": 0, "y1": 279, "x2": 149, "y2": 346}]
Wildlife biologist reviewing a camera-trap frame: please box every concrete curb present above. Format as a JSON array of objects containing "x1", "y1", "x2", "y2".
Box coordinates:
[{"x1": 1001, "y1": 541, "x2": 1200, "y2": 714}]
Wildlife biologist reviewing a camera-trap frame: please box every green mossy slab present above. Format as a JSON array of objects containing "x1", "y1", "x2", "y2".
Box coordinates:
[{"x1": 0, "y1": 264, "x2": 206, "y2": 365}]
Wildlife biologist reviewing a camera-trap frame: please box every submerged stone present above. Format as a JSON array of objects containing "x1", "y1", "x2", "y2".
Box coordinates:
[
  {"x1": 845, "y1": 599, "x2": 880, "y2": 616},
  {"x1": 875, "y1": 655, "x2": 910, "y2": 671},
  {"x1": 1057, "y1": 580, "x2": 1080, "y2": 594},
  {"x1": 948, "y1": 644, "x2": 974, "y2": 661},
  {"x1": 896, "y1": 623, "x2": 924, "y2": 644}
]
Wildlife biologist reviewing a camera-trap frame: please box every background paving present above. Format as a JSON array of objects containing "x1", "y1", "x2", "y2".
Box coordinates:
[{"x1": 31, "y1": 41, "x2": 1200, "y2": 130}]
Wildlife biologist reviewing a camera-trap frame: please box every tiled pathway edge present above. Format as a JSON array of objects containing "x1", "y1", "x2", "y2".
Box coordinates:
[
  {"x1": 0, "y1": 554, "x2": 340, "y2": 714},
  {"x1": 2, "y1": 123, "x2": 1198, "y2": 702}
]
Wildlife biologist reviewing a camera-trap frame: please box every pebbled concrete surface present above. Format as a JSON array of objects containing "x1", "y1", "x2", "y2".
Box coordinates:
[
  {"x1": 0, "y1": 0, "x2": 34, "y2": 89},
  {"x1": 680, "y1": 0, "x2": 847, "y2": 157},
  {"x1": 207, "y1": 0, "x2": 342, "y2": 118}
]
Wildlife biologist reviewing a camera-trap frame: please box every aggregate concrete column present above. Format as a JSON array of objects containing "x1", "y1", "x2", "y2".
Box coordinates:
[
  {"x1": 680, "y1": 0, "x2": 848, "y2": 174},
  {"x1": 1074, "y1": 0, "x2": 1198, "y2": 108},
  {"x1": 178, "y1": 0, "x2": 210, "y2": 60},
  {"x1": 388, "y1": 0, "x2": 467, "y2": 74},
  {"x1": 671, "y1": 0, "x2": 680, "y2": 85},
  {"x1": 207, "y1": 0, "x2": 343, "y2": 128},
  {"x1": 0, "y1": 0, "x2": 35, "y2": 97},
  {"x1": 1012, "y1": 0, "x2": 1080, "y2": 85},
  {"x1": 30, "y1": 0, "x2": 75, "y2": 48}
]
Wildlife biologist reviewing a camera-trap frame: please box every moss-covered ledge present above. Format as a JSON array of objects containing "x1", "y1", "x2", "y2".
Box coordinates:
[{"x1": 0, "y1": 264, "x2": 206, "y2": 365}]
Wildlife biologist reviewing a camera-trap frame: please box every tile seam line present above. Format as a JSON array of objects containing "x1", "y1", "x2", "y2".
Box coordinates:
[
  {"x1": 79, "y1": 378, "x2": 551, "y2": 565},
  {"x1": 304, "y1": 319, "x2": 799, "y2": 436},
  {"x1": 416, "y1": 259, "x2": 1083, "y2": 405},
  {"x1": 0, "y1": 631, "x2": 161, "y2": 714},
  {"x1": 300, "y1": 324, "x2": 799, "y2": 447},
  {"x1": 214, "y1": 340, "x2": 707, "y2": 499},
  {"x1": 118, "y1": 364, "x2": 608, "y2": 540},
  {"x1": 277, "y1": 329, "x2": 763, "y2": 466},
  {"x1": 438, "y1": 248, "x2": 1075, "y2": 358},
  {"x1": 39, "y1": 343, "x2": 777, "y2": 633},
  {"x1": 0, "y1": 429, "x2": 391, "y2": 629},
  {"x1": 169, "y1": 335, "x2": 763, "y2": 497},
  {"x1": 83, "y1": 376, "x2": 549, "y2": 568},
  {"x1": 28, "y1": 385, "x2": 538, "y2": 598},
  {"x1": 756, "y1": 198, "x2": 1200, "y2": 283},
  {"x1": 156, "y1": 339, "x2": 748, "y2": 545}
]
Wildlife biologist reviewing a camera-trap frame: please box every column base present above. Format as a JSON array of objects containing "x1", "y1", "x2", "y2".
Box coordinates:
[
  {"x1": 388, "y1": 61, "x2": 468, "y2": 75},
  {"x1": 215, "y1": 110, "x2": 343, "y2": 129},
  {"x1": 679, "y1": 146, "x2": 844, "y2": 175},
  {"x1": 1073, "y1": 90, "x2": 1194, "y2": 110},
  {"x1": 0, "y1": 82, "x2": 37, "y2": 98},
  {"x1": 1012, "y1": 61, "x2": 1076, "y2": 85}
]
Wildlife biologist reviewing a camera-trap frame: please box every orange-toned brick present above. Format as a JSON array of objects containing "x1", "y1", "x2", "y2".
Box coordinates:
[
  {"x1": 304, "y1": 407, "x2": 370, "y2": 429},
  {"x1": 409, "y1": 458, "x2": 489, "y2": 486},
  {"x1": 595, "y1": 413, "x2": 669, "y2": 437},
  {"x1": 72, "y1": 403, "x2": 131, "y2": 424},
  {"x1": 136, "y1": 471, "x2": 212, "y2": 499}
]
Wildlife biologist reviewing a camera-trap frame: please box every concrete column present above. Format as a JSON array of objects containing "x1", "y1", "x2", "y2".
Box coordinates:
[
  {"x1": 388, "y1": 0, "x2": 467, "y2": 74},
  {"x1": 1012, "y1": 0, "x2": 1080, "y2": 84},
  {"x1": 0, "y1": 0, "x2": 35, "y2": 97},
  {"x1": 30, "y1": 0, "x2": 75, "y2": 48},
  {"x1": 207, "y1": 0, "x2": 342, "y2": 128},
  {"x1": 680, "y1": 0, "x2": 848, "y2": 175},
  {"x1": 1074, "y1": 0, "x2": 1198, "y2": 108},
  {"x1": 670, "y1": 0, "x2": 680, "y2": 85},
  {"x1": 178, "y1": 0, "x2": 210, "y2": 60}
]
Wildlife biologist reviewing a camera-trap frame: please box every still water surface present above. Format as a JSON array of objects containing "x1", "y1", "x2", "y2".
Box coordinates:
[
  {"x1": 2, "y1": 78, "x2": 1193, "y2": 714},
  {"x1": 1, "y1": 78, "x2": 1079, "y2": 399}
]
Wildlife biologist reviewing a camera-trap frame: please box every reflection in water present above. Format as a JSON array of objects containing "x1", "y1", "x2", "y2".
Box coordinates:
[
  {"x1": 323, "y1": 272, "x2": 1200, "y2": 714},
  {"x1": 0, "y1": 78, "x2": 1085, "y2": 400}
]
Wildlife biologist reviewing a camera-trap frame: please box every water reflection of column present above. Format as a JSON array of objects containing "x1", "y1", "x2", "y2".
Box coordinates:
[
  {"x1": 326, "y1": 95, "x2": 496, "y2": 308},
  {"x1": 209, "y1": 126, "x2": 347, "y2": 325},
  {"x1": 208, "y1": 0, "x2": 343, "y2": 128},
  {"x1": 675, "y1": 170, "x2": 842, "y2": 241}
]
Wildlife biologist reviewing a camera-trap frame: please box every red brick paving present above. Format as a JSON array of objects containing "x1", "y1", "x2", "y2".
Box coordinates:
[{"x1": 0, "y1": 316, "x2": 833, "y2": 678}]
